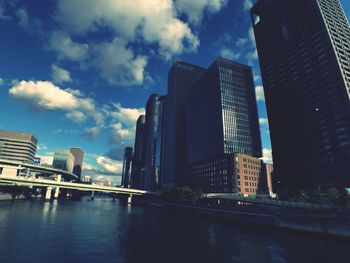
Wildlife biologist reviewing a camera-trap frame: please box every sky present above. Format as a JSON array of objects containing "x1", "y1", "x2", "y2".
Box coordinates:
[{"x1": 0, "y1": 0, "x2": 349, "y2": 184}]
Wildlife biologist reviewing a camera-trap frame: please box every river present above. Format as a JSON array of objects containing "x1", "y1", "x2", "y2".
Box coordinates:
[{"x1": 0, "y1": 197, "x2": 349, "y2": 263}]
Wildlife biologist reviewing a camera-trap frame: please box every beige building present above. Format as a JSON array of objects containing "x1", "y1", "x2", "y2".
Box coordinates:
[{"x1": 0, "y1": 130, "x2": 38, "y2": 163}]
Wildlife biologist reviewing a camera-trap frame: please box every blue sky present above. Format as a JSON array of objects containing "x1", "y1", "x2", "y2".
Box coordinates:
[{"x1": 0, "y1": 0, "x2": 349, "y2": 183}]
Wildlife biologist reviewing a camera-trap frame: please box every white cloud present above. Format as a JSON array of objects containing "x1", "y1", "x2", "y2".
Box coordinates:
[
  {"x1": 0, "y1": 77, "x2": 4, "y2": 85},
  {"x1": 51, "y1": 64, "x2": 72, "y2": 84},
  {"x1": 35, "y1": 154, "x2": 54, "y2": 166},
  {"x1": 261, "y1": 148, "x2": 273, "y2": 164},
  {"x1": 246, "y1": 49, "x2": 258, "y2": 63},
  {"x1": 0, "y1": 3, "x2": 10, "y2": 21},
  {"x1": 236, "y1": 38, "x2": 248, "y2": 48},
  {"x1": 220, "y1": 48, "x2": 241, "y2": 60},
  {"x1": 36, "y1": 144, "x2": 48, "y2": 151},
  {"x1": 259, "y1": 118, "x2": 268, "y2": 126},
  {"x1": 49, "y1": 31, "x2": 89, "y2": 61},
  {"x1": 9, "y1": 80, "x2": 105, "y2": 127},
  {"x1": 242, "y1": 0, "x2": 253, "y2": 12},
  {"x1": 255, "y1": 85, "x2": 265, "y2": 102},
  {"x1": 93, "y1": 38, "x2": 148, "y2": 85},
  {"x1": 9, "y1": 80, "x2": 79, "y2": 110},
  {"x1": 15, "y1": 7, "x2": 42, "y2": 34},
  {"x1": 109, "y1": 103, "x2": 145, "y2": 127},
  {"x1": 81, "y1": 127, "x2": 101, "y2": 140},
  {"x1": 175, "y1": 0, "x2": 228, "y2": 25},
  {"x1": 96, "y1": 156, "x2": 123, "y2": 174}
]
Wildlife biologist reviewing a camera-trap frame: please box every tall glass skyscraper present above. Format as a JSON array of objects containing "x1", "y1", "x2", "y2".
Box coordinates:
[
  {"x1": 121, "y1": 147, "x2": 133, "y2": 188},
  {"x1": 144, "y1": 94, "x2": 163, "y2": 191},
  {"x1": 52, "y1": 149, "x2": 74, "y2": 173},
  {"x1": 163, "y1": 61, "x2": 206, "y2": 188},
  {"x1": 187, "y1": 57, "x2": 262, "y2": 164},
  {"x1": 130, "y1": 115, "x2": 146, "y2": 189},
  {"x1": 251, "y1": 0, "x2": 350, "y2": 190}
]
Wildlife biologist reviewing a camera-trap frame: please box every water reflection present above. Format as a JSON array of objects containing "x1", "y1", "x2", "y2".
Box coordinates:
[{"x1": 0, "y1": 198, "x2": 349, "y2": 263}]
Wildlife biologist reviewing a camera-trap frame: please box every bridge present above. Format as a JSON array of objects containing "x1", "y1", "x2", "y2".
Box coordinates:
[{"x1": 0, "y1": 159, "x2": 153, "y2": 200}]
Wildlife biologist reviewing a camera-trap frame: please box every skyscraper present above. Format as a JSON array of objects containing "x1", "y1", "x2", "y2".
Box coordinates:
[
  {"x1": 163, "y1": 61, "x2": 206, "y2": 188},
  {"x1": 130, "y1": 115, "x2": 146, "y2": 189},
  {"x1": 187, "y1": 57, "x2": 263, "y2": 193},
  {"x1": 52, "y1": 149, "x2": 74, "y2": 173},
  {"x1": 252, "y1": 0, "x2": 350, "y2": 190},
  {"x1": 155, "y1": 95, "x2": 167, "y2": 189},
  {"x1": 121, "y1": 147, "x2": 133, "y2": 188},
  {"x1": 187, "y1": 57, "x2": 262, "y2": 163},
  {"x1": 0, "y1": 130, "x2": 38, "y2": 163},
  {"x1": 144, "y1": 94, "x2": 163, "y2": 191},
  {"x1": 70, "y1": 147, "x2": 84, "y2": 179}
]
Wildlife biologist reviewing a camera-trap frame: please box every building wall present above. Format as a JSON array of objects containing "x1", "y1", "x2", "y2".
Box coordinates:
[
  {"x1": 70, "y1": 147, "x2": 84, "y2": 179},
  {"x1": 0, "y1": 130, "x2": 38, "y2": 163},
  {"x1": 130, "y1": 115, "x2": 146, "y2": 189},
  {"x1": 52, "y1": 150, "x2": 74, "y2": 173},
  {"x1": 162, "y1": 61, "x2": 206, "y2": 188},
  {"x1": 187, "y1": 57, "x2": 262, "y2": 164},
  {"x1": 252, "y1": 0, "x2": 350, "y2": 189},
  {"x1": 121, "y1": 147, "x2": 133, "y2": 188},
  {"x1": 188, "y1": 153, "x2": 263, "y2": 196}
]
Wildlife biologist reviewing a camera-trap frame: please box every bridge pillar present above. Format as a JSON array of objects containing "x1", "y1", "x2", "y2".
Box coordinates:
[
  {"x1": 54, "y1": 187, "x2": 60, "y2": 199},
  {"x1": 91, "y1": 190, "x2": 95, "y2": 200},
  {"x1": 127, "y1": 194, "x2": 133, "y2": 205},
  {"x1": 45, "y1": 187, "x2": 52, "y2": 200}
]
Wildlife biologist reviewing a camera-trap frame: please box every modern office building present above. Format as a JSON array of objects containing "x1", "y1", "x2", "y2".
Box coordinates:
[
  {"x1": 189, "y1": 153, "x2": 263, "y2": 196},
  {"x1": 121, "y1": 147, "x2": 133, "y2": 188},
  {"x1": 52, "y1": 149, "x2": 74, "y2": 173},
  {"x1": 187, "y1": 57, "x2": 262, "y2": 163},
  {"x1": 0, "y1": 130, "x2": 38, "y2": 163},
  {"x1": 162, "y1": 61, "x2": 206, "y2": 188},
  {"x1": 155, "y1": 95, "x2": 167, "y2": 189},
  {"x1": 264, "y1": 163, "x2": 274, "y2": 195},
  {"x1": 143, "y1": 94, "x2": 164, "y2": 191},
  {"x1": 130, "y1": 115, "x2": 146, "y2": 189},
  {"x1": 187, "y1": 57, "x2": 263, "y2": 193},
  {"x1": 70, "y1": 147, "x2": 84, "y2": 179},
  {"x1": 251, "y1": 0, "x2": 350, "y2": 190}
]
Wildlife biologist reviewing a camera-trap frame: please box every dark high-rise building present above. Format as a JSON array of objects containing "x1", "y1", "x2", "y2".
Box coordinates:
[
  {"x1": 144, "y1": 94, "x2": 163, "y2": 191},
  {"x1": 130, "y1": 115, "x2": 146, "y2": 189},
  {"x1": 163, "y1": 61, "x2": 206, "y2": 188},
  {"x1": 70, "y1": 147, "x2": 84, "y2": 179},
  {"x1": 121, "y1": 147, "x2": 133, "y2": 188},
  {"x1": 155, "y1": 95, "x2": 167, "y2": 189},
  {"x1": 187, "y1": 58, "x2": 262, "y2": 164},
  {"x1": 187, "y1": 57, "x2": 262, "y2": 193},
  {"x1": 251, "y1": 0, "x2": 350, "y2": 190}
]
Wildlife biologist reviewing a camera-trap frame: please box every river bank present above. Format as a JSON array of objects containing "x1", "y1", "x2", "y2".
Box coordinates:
[
  {"x1": 0, "y1": 192, "x2": 26, "y2": 202},
  {"x1": 144, "y1": 200, "x2": 350, "y2": 239}
]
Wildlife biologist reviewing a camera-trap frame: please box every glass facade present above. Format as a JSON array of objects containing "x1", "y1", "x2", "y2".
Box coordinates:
[
  {"x1": 121, "y1": 147, "x2": 133, "y2": 188},
  {"x1": 52, "y1": 149, "x2": 74, "y2": 173}
]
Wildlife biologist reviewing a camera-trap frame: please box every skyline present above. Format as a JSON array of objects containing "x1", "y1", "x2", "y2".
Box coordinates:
[{"x1": 1, "y1": 0, "x2": 349, "y2": 183}]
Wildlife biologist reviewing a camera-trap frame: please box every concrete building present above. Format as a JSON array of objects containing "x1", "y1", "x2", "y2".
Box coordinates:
[
  {"x1": 264, "y1": 163, "x2": 274, "y2": 196},
  {"x1": 130, "y1": 115, "x2": 146, "y2": 189},
  {"x1": 52, "y1": 149, "x2": 74, "y2": 173},
  {"x1": 189, "y1": 153, "x2": 263, "y2": 196},
  {"x1": 70, "y1": 147, "x2": 84, "y2": 179},
  {"x1": 162, "y1": 61, "x2": 206, "y2": 188},
  {"x1": 0, "y1": 130, "x2": 38, "y2": 163},
  {"x1": 252, "y1": 0, "x2": 350, "y2": 190},
  {"x1": 121, "y1": 147, "x2": 133, "y2": 188}
]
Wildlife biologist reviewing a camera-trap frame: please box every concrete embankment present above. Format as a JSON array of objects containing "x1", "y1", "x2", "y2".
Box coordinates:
[
  {"x1": 0, "y1": 193, "x2": 26, "y2": 202},
  {"x1": 146, "y1": 201, "x2": 350, "y2": 238}
]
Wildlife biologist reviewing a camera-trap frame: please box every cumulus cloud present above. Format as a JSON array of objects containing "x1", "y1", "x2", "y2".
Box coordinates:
[
  {"x1": 9, "y1": 80, "x2": 105, "y2": 127},
  {"x1": 255, "y1": 85, "x2": 265, "y2": 102},
  {"x1": 220, "y1": 48, "x2": 241, "y2": 60},
  {"x1": 175, "y1": 0, "x2": 228, "y2": 25},
  {"x1": 96, "y1": 156, "x2": 123, "y2": 174},
  {"x1": 93, "y1": 38, "x2": 148, "y2": 85},
  {"x1": 49, "y1": 31, "x2": 89, "y2": 61},
  {"x1": 0, "y1": 77, "x2": 4, "y2": 85},
  {"x1": 81, "y1": 127, "x2": 101, "y2": 140},
  {"x1": 242, "y1": 0, "x2": 253, "y2": 12},
  {"x1": 261, "y1": 148, "x2": 273, "y2": 163},
  {"x1": 259, "y1": 118, "x2": 268, "y2": 126},
  {"x1": 109, "y1": 103, "x2": 145, "y2": 127},
  {"x1": 35, "y1": 154, "x2": 54, "y2": 166},
  {"x1": 16, "y1": 7, "x2": 42, "y2": 34},
  {"x1": 51, "y1": 64, "x2": 72, "y2": 84}
]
